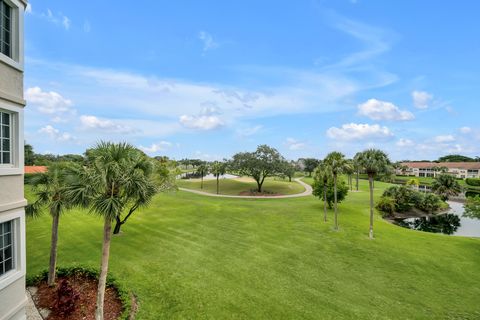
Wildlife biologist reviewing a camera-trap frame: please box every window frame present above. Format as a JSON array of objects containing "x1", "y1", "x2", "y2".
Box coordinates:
[
  {"x1": 0, "y1": 109, "x2": 13, "y2": 166},
  {"x1": 0, "y1": 0, "x2": 24, "y2": 71},
  {"x1": 0, "y1": 100, "x2": 23, "y2": 175},
  {"x1": 0, "y1": 219, "x2": 15, "y2": 277},
  {"x1": 0, "y1": 209, "x2": 25, "y2": 290}
]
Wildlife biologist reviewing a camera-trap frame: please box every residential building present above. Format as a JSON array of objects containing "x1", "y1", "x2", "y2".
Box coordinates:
[
  {"x1": 0, "y1": 0, "x2": 27, "y2": 319},
  {"x1": 397, "y1": 162, "x2": 480, "y2": 179}
]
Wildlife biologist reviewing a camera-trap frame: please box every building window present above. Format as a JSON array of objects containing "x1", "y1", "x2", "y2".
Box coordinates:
[
  {"x1": 0, "y1": 0, "x2": 11, "y2": 58},
  {"x1": 0, "y1": 110, "x2": 11, "y2": 164},
  {"x1": 0, "y1": 220, "x2": 14, "y2": 276}
]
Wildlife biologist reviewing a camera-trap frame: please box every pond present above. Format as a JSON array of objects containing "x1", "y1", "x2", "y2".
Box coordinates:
[{"x1": 394, "y1": 201, "x2": 480, "y2": 237}]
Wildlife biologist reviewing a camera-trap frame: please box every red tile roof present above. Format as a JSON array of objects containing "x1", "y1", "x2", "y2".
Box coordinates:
[
  {"x1": 400, "y1": 162, "x2": 480, "y2": 170},
  {"x1": 24, "y1": 166, "x2": 48, "y2": 174}
]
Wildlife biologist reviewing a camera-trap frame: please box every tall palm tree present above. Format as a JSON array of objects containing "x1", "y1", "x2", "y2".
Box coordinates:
[
  {"x1": 313, "y1": 161, "x2": 331, "y2": 222},
  {"x1": 324, "y1": 152, "x2": 348, "y2": 230},
  {"x1": 210, "y1": 161, "x2": 227, "y2": 194},
  {"x1": 431, "y1": 174, "x2": 462, "y2": 201},
  {"x1": 344, "y1": 160, "x2": 354, "y2": 191},
  {"x1": 196, "y1": 162, "x2": 209, "y2": 189},
  {"x1": 353, "y1": 152, "x2": 362, "y2": 191},
  {"x1": 26, "y1": 162, "x2": 73, "y2": 286},
  {"x1": 67, "y1": 142, "x2": 156, "y2": 320},
  {"x1": 355, "y1": 149, "x2": 391, "y2": 239}
]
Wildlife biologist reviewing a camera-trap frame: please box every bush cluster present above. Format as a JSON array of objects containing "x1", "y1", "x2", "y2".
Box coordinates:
[
  {"x1": 376, "y1": 186, "x2": 443, "y2": 217},
  {"x1": 466, "y1": 178, "x2": 480, "y2": 187}
]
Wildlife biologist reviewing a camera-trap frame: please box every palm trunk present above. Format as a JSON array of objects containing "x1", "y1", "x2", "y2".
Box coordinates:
[
  {"x1": 334, "y1": 174, "x2": 338, "y2": 230},
  {"x1": 201, "y1": 175, "x2": 204, "y2": 189},
  {"x1": 95, "y1": 218, "x2": 112, "y2": 320},
  {"x1": 216, "y1": 176, "x2": 219, "y2": 194},
  {"x1": 47, "y1": 210, "x2": 60, "y2": 286},
  {"x1": 368, "y1": 175, "x2": 374, "y2": 239},
  {"x1": 323, "y1": 183, "x2": 327, "y2": 222},
  {"x1": 356, "y1": 170, "x2": 359, "y2": 191}
]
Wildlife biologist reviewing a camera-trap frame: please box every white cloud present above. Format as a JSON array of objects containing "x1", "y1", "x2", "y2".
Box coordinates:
[
  {"x1": 326, "y1": 123, "x2": 393, "y2": 141},
  {"x1": 25, "y1": 87, "x2": 74, "y2": 114},
  {"x1": 39, "y1": 125, "x2": 74, "y2": 141},
  {"x1": 80, "y1": 115, "x2": 136, "y2": 134},
  {"x1": 358, "y1": 99, "x2": 414, "y2": 121},
  {"x1": 460, "y1": 126, "x2": 472, "y2": 134},
  {"x1": 198, "y1": 31, "x2": 219, "y2": 53},
  {"x1": 139, "y1": 141, "x2": 172, "y2": 154},
  {"x1": 236, "y1": 125, "x2": 263, "y2": 137},
  {"x1": 25, "y1": 3, "x2": 32, "y2": 14},
  {"x1": 40, "y1": 9, "x2": 71, "y2": 30},
  {"x1": 179, "y1": 114, "x2": 224, "y2": 130},
  {"x1": 396, "y1": 138, "x2": 414, "y2": 147},
  {"x1": 433, "y1": 135, "x2": 455, "y2": 143},
  {"x1": 412, "y1": 90, "x2": 433, "y2": 109},
  {"x1": 62, "y1": 16, "x2": 71, "y2": 30},
  {"x1": 285, "y1": 138, "x2": 307, "y2": 150}
]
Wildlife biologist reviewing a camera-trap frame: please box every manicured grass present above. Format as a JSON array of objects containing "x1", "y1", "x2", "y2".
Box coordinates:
[
  {"x1": 26, "y1": 179, "x2": 480, "y2": 319},
  {"x1": 176, "y1": 177, "x2": 305, "y2": 195}
]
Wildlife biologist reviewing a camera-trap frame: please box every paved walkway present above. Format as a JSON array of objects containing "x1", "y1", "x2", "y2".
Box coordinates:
[
  {"x1": 179, "y1": 178, "x2": 313, "y2": 199},
  {"x1": 26, "y1": 288, "x2": 43, "y2": 320}
]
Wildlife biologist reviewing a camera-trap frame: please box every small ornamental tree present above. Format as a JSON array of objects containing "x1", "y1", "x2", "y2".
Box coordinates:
[
  {"x1": 231, "y1": 145, "x2": 285, "y2": 193},
  {"x1": 431, "y1": 174, "x2": 462, "y2": 201},
  {"x1": 324, "y1": 152, "x2": 349, "y2": 230},
  {"x1": 355, "y1": 149, "x2": 391, "y2": 239},
  {"x1": 313, "y1": 175, "x2": 349, "y2": 210},
  {"x1": 210, "y1": 161, "x2": 227, "y2": 194}
]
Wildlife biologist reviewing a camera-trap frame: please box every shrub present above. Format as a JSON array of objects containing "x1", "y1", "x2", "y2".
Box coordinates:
[
  {"x1": 383, "y1": 186, "x2": 418, "y2": 212},
  {"x1": 418, "y1": 193, "x2": 442, "y2": 214},
  {"x1": 466, "y1": 178, "x2": 480, "y2": 187},
  {"x1": 376, "y1": 196, "x2": 396, "y2": 217},
  {"x1": 56, "y1": 279, "x2": 80, "y2": 317}
]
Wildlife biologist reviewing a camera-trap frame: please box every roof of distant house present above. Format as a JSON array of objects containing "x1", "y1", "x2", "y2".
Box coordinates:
[
  {"x1": 24, "y1": 166, "x2": 48, "y2": 174},
  {"x1": 400, "y1": 162, "x2": 480, "y2": 170}
]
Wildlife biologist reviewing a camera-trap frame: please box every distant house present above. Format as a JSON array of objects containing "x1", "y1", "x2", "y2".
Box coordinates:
[
  {"x1": 24, "y1": 166, "x2": 47, "y2": 174},
  {"x1": 397, "y1": 162, "x2": 480, "y2": 179},
  {"x1": 0, "y1": 0, "x2": 28, "y2": 319}
]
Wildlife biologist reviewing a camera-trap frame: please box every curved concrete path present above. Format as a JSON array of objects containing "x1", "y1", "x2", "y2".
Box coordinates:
[{"x1": 178, "y1": 178, "x2": 313, "y2": 199}]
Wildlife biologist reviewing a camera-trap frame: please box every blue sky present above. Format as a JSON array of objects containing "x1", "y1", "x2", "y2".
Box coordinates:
[{"x1": 23, "y1": 0, "x2": 480, "y2": 161}]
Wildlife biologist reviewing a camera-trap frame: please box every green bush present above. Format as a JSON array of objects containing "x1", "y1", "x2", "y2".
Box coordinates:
[
  {"x1": 383, "y1": 186, "x2": 418, "y2": 212},
  {"x1": 376, "y1": 196, "x2": 396, "y2": 217},
  {"x1": 466, "y1": 178, "x2": 480, "y2": 187},
  {"x1": 418, "y1": 193, "x2": 442, "y2": 214}
]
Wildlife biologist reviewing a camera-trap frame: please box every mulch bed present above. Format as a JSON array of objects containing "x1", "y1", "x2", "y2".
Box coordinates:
[{"x1": 34, "y1": 275, "x2": 123, "y2": 320}]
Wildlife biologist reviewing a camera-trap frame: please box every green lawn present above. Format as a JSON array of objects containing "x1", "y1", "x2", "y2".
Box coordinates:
[
  {"x1": 176, "y1": 177, "x2": 305, "y2": 195},
  {"x1": 26, "y1": 179, "x2": 480, "y2": 319}
]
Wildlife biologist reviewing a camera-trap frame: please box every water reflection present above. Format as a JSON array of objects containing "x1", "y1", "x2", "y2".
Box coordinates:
[
  {"x1": 395, "y1": 214, "x2": 461, "y2": 235},
  {"x1": 394, "y1": 201, "x2": 480, "y2": 237}
]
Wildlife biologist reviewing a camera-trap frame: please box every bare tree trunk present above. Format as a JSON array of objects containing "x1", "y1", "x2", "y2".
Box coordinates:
[
  {"x1": 334, "y1": 174, "x2": 338, "y2": 230},
  {"x1": 47, "y1": 210, "x2": 60, "y2": 286},
  {"x1": 369, "y1": 175, "x2": 374, "y2": 239},
  {"x1": 216, "y1": 176, "x2": 219, "y2": 194},
  {"x1": 96, "y1": 218, "x2": 112, "y2": 320},
  {"x1": 356, "y1": 171, "x2": 359, "y2": 191},
  {"x1": 201, "y1": 175, "x2": 204, "y2": 189},
  {"x1": 323, "y1": 184, "x2": 327, "y2": 222}
]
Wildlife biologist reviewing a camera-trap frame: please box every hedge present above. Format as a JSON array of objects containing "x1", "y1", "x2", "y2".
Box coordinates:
[{"x1": 466, "y1": 178, "x2": 480, "y2": 187}]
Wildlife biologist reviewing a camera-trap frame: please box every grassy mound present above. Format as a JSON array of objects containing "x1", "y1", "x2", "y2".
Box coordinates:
[{"x1": 176, "y1": 177, "x2": 305, "y2": 196}]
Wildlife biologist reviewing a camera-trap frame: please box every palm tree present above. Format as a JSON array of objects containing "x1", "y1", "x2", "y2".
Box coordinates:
[
  {"x1": 210, "y1": 161, "x2": 227, "y2": 194},
  {"x1": 324, "y1": 152, "x2": 348, "y2": 230},
  {"x1": 353, "y1": 153, "x2": 362, "y2": 191},
  {"x1": 344, "y1": 160, "x2": 354, "y2": 191},
  {"x1": 355, "y1": 149, "x2": 391, "y2": 239},
  {"x1": 67, "y1": 142, "x2": 156, "y2": 320},
  {"x1": 26, "y1": 162, "x2": 73, "y2": 286},
  {"x1": 431, "y1": 174, "x2": 462, "y2": 201},
  {"x1": 196, "y1": 162, "x2": 209, "y2": 189},
  {"x1": 313, "y1": 161, "x2": 331, "y2": 222}
]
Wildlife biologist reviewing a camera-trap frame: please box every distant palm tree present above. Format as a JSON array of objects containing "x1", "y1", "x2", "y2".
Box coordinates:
[
  {"x1": 26, "y1": 162, "x2": 73, "y2": 286},
  {"x1": 196, "y1": 163, "x2": 209, "y2": 189},
  {"x1": 355, "y1": 149, "x2": 391, "y2": 239},
  {"x1": 344, "y1": 160, "x2": 355, "y2": 191},
  {"x1": 210, "y1": 161, "x2": 227, "y2": 194},
  {"x1": 67, "y1": 142, "x2": 156, "y2": 320},
  {"x1": 324, "y1": 152, "x2": 349, "y2": 230},
  {"x1": 313, "y1": 161, "x2": 331, "y2": 222},
  {"x1": 431, "y1": 174, "x2": 462, "y2": 201},
  {"x1": 353, "y1": 153, "x2": 362, "y2": 191}
]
